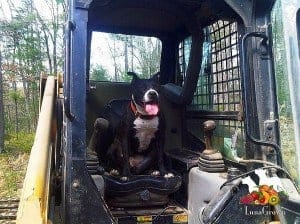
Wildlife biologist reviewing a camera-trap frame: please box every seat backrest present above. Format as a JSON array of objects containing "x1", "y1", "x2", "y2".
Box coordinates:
[{"x1": 102, "y1": 99, "x2": 131, "y2": 131}]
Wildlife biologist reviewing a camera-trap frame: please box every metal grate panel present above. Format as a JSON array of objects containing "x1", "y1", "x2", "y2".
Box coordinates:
[
  {"x1": 184, "y1": 20, "x2": 245, "y2": 157},
  {"x1": 188, "y1": 20, "x2": 242, "y2": 113},
  {"x1": 177, "y1": 37, "x2": 191, "y2": 86}
]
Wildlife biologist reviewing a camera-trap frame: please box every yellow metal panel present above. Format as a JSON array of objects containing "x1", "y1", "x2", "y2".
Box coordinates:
[
  {"x1": 16, "y1": 76, "x2": 56, "y2": 224},
  {"x1": 137, "y1": 215, "x2": 152, "y2": 222},
  {"x1": 173, "y1": 214, "x2": 188, "y2": 223}
]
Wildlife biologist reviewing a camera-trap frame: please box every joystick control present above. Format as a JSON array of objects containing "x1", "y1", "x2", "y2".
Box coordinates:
[
  {"x1": 198, "y1": 120, "x2": 225, "y2": 172},
  {"x1": 203, "y1": 120, "x2": 217, "y2": 155}
]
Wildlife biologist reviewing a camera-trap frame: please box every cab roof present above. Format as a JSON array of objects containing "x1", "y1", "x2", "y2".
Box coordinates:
[{"x1": 74, "y1": 0, "x2": 275, "y2": 38}]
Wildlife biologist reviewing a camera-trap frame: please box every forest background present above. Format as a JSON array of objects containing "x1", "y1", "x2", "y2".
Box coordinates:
[{"x1": 0, "y1": 0, "x2": 162, "y2": 197}]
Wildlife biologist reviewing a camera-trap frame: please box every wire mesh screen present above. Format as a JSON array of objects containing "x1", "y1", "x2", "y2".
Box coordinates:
[
  {"x1": 188, "y1": 20, "x2": 242, "y2": 112},
  {"x1": 184, "y1": 20, "x2": 245, "y2": 157}
]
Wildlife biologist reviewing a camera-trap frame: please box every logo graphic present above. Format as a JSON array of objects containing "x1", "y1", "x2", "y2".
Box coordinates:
[{"x1": 240, "y1": 184, "x2": 288, "y2": 206}]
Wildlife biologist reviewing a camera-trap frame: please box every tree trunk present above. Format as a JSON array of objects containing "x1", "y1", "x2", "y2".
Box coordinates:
[
  {"x1": 7, "y1": 105, "x2": 12, "y2": 124},
  {"x1": 12, "y1": 81, "x2": 19, "y2": 136},
  {"x1": 44, "y1": 31, "x2": 53, "y2": 75},
  {"x1": 113, "y1": 38, "x2": 118, "y2": 81},
  {"x1": 53, "y1": 38, "x2": 57, "y2": 75},
  {"x1": 34, "y1": 7, "x2": 53, "y2": 75},
  {"x1": 130, "y1": 36, "x2": 134, "y2": 71},
  {"x1": 21, "y1": 78, "x2": 32, "y2": 132},
  {"x1": 53, "y1": 3, "x2": 59, "y2": 76},
  {"x1": 0, "y1": 51, "x2": 4, "y2": 153},
  {"x1": 124, "y1": 37, "x2": 128, "y2": 73},
  {"x1": 31, "y1": 81, "x2": 38, "y2": 127},
  {"x1": 19, "y1": 61, "x2": 32, "y2": 132}
]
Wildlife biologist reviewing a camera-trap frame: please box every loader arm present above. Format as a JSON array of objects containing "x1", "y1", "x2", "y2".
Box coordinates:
[{"x1": 16, "y1": 76, "x2": 56, "y2": 224}]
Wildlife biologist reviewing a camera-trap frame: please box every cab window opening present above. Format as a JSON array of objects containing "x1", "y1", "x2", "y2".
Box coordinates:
[{"x1": 90, "y1": 32, "x2": 162, "y2": 82}]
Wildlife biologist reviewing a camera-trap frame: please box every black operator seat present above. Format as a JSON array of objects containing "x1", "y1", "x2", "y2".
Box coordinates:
[{"x1": 91, "y1": 99, "x2": 182, "y2": 207}]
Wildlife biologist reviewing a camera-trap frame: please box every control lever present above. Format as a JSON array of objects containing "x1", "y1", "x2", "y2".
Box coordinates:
[
  {"x1": 203, "y1": 120, "x2": 217, "y2": 155},
  {"x1": 200, "y1": 120, "x2": 223, "y2": 160}
]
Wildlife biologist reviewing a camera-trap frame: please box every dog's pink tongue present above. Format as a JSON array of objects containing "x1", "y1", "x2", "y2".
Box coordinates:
[{"x1": 145, "y1": 104, "x2": 159, "y2": 115}]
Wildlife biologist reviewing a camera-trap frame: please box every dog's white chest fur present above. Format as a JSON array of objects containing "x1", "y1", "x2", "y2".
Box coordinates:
[{"x1": 134, "y1": 116, "x2": 159, "y2": 151}]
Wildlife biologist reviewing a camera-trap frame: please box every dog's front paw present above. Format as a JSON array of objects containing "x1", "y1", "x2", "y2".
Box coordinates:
[
  {"x1": 120, "y1": 176, "x2": 129, "y2": 181},
  {"x1": 151, "y1": 170, "x2": 160, "y2": 176},
  {"x1": 164, "y1": 173, "x2": 174, "y2": 178},
  {"x1": 109, "y1": 169, "x2": 120, "y2": 176}
]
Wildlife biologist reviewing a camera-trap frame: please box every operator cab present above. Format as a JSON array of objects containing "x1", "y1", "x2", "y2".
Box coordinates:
[
  {"x1": 59, "y1": 0, "x2": 300, "y2": 223},
  {"x1": 85, "y1": 0, "x2": 204, "y2": 219}
]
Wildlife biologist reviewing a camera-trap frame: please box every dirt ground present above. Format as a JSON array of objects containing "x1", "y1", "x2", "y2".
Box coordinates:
[{"x1": 0, "y1": 153, "x2": 29, "y2": 198}]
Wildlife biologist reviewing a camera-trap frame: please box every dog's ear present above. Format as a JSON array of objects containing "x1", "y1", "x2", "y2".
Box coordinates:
[
  {"x1": 151, "y1": 72, "x2": 160, "y2": 82},
  {"x1": 127, "y1": 72, "x2": 139, "y2": 81}
]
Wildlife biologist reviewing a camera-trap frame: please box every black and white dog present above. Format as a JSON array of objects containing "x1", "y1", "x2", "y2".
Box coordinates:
[{"x1": 106, "y1": 72, "x2": 173, "y2": 180}]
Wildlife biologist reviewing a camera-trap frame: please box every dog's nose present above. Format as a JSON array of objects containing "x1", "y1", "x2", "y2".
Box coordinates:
[{"x1": 148, "y1": 90, "x2": 158, "y2": 99}]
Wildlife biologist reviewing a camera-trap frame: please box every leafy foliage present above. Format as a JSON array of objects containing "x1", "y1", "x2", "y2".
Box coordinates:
[
  {"x1": 272, "y1": 1, "x2": 292, "y2": 117},
  {"x1": 4, "y1": 132, "x2": 34, "y2": 154},
  {"x1": 272, "y1": 1, "x2": 299, "y2": 188},
  {"x1": 91, "y1": 33, "x2": 161, "y2": 82},
  {"x1": 90, "y1": 64, "x2": 110, "y2": 81},
  {"x1": 0, "y1": 0, "x2": 66, "y2": 135}
]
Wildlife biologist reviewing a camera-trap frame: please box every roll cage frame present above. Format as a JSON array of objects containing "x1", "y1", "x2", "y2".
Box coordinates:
[{"x1": 62, "y1": 0, "x2": 281, "y2": 223}]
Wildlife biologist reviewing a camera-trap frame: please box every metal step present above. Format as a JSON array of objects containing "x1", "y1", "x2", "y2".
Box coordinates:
[
  {"x1": 0, "y1": 198, "x2": 19, "y2": 223},
  {"x1": 86, "y1": 155, "x2": 100, "y2": 175}
]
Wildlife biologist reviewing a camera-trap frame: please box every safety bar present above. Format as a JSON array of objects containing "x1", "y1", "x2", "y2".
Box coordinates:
[
  {"x1": 16, "y1": 76, "x2": 56, "y2": 224},
  {"x1": 241, "y1": 32, "x2": 281, "y2": 153},
  {"x1": 64, "y1": 20, "x2": 75, "y2": 121}
]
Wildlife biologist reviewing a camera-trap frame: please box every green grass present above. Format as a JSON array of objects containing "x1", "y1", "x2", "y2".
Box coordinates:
[
  {"x1": 0, "y1": 133, "x2": 34, "y2": 198},
  {"x1": 4, "y1": 133, "x2": 35, "y2": 154}
]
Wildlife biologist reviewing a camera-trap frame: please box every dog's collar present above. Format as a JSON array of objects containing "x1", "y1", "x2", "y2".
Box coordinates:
[{"x1": 130, "y1": 101, "x2": 157, "y2": 120}]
